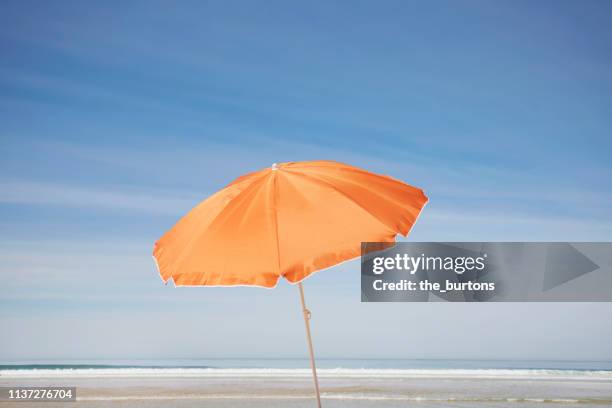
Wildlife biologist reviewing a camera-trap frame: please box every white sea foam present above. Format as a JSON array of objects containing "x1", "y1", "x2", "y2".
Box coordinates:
[{"x1": 2, "y1": 367, "x2": 611, "y2": 381}]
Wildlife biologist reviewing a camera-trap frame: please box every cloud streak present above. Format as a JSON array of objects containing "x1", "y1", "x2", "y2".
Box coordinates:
[{"x1": 0, "y1": 179, "x2": 201, "y2": 216}]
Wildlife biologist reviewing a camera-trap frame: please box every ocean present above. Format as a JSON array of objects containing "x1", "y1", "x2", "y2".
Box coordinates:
[{"x1": 1, "y1": 359, "x2": 611, "y2": 407}]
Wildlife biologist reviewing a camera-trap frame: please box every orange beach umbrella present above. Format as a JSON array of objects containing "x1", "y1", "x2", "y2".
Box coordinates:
[{"x1": 153, "y1": 160, "x2": 427, "y2": 407}]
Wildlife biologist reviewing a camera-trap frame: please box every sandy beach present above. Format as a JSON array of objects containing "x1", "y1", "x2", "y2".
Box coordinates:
[{"x1": 2, "y1": 367, "x2": 611, "y2": 407}]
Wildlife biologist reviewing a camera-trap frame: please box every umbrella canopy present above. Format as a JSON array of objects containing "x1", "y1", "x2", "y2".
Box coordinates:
[
  {"x1": 153, "y1": 160, "x2": 427, "y2": 288},
  {"x1": 153, "y1": 160, "x2": 427, "y2": 407}
]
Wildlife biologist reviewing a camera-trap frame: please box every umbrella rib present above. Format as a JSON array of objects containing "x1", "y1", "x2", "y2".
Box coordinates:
[
  {"x1": 270, "y1": 170, "x2": 282, "y2": 277},
  {"x1": 284, "y1": 170, "x2": 398, "y2": 235},
  {"x1": 291, "y1": 160, "x2": 425, "y2": 194},
  {"x1": 168, "y1": 172, "x2": 270, "y2": 282},
  {"x1": 288, "y1": 165, "x2": 428, "y2": 235}
]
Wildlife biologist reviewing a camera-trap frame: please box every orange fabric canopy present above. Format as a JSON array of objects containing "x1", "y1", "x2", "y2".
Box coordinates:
[{"x1": 153, "y1": 160, "x2": 427, "y2": 288}]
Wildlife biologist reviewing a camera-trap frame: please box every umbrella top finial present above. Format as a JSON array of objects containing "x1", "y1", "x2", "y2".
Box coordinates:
[{"x1": 271, "y1": 163, "x2": 278, "y2": 170}]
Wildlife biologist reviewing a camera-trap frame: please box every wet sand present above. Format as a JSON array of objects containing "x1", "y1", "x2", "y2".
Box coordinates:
[{"x1": 2, "y1": 372, "x2": 612, "y2": 407}]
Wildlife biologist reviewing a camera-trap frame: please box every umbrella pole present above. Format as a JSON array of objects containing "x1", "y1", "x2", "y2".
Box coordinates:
[{"x1": 298, "y1": 282, "x2": 322, "y2": 408}]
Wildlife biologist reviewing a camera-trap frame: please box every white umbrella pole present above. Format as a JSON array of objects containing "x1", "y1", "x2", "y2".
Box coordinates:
[{"x1": 298, "y1": 282, "x2": 322, "y2": 408}]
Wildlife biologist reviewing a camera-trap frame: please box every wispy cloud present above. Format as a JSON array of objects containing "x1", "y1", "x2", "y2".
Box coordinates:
[{"x1": 0, "y1": 179, "x2": 200, "y2": 215}]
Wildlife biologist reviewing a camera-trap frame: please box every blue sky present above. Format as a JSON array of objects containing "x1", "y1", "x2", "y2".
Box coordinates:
[{"x1": 1, "y1": 0, "x2": 612, "y2": 362}]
